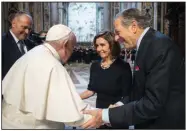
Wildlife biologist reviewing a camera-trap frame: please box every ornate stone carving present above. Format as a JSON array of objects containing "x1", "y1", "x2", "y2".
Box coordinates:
[
  {"x1": 43, "y1": 2, "x2": 51, "y2": 31},
  {"x1": 142, "y1": 2, "x2": 154, "y2": 27}
]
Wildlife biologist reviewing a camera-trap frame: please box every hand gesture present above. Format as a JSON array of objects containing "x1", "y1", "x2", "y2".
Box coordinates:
[{"x1": 81, "y1": 109, "x2": 103, "y2": 129}]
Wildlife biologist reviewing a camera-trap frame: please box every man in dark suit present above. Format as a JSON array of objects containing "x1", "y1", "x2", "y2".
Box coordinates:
[
  {"x1": 81, "y1": 8, "x2": 185, "y2": 129},
  {"x1": 2, "y1": 11, "x2": 35, "y2": 80}
]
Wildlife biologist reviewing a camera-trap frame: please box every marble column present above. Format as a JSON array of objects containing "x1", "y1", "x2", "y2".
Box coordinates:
[
  {"x1": 58, "y1": 3, "x2": 64, "y2": 24},
  {"x1": 120, "y1": 2, "x2": 125, "y2": 11},
  {"x1": 178, "y1": 12, "x2": 185, "y2": 57},
  {"x1": 64, "y1": 3, "x2": 69, "y2": 25},
  {"x1": 131, "y1": 2, "x2": 137, "y2": 8},
  {"x1": 164, "y1": 3, "x2": 169, "y2": 35},
  {"x1": 127, "y1": 3, "x2": 132, "y2": 9},
  {"x1": 18, "y1": 3, "x2": 24, "y2": 11},
  {"x1": 160, "y1": 3, "x2": 164, "y2": 33},
  {"x1": 120, "y1": 2, "x2": 129, "y2": 11},
  {"x1": 153, "y1": 2, "x2": 157, "y2": 30},
  {"x1": 24, "y1": 3, "x2": 29, "y2": 12},
  {"x1": 51, "y1": 3, "x2": 58, "y2": 26},
  {"x1": 137, "y1": 2, "x2": 142, "y2": 11},
  {"x1": 33, "y1": 2, "x2": 44, "y2": 32},
  {"x1": 43, "y1": 3, "x2": 51, "y2": 31},
  {"x1": 58, "y1": 3, "x2": 68, "y2": 25},
  {"x1": 103, "y1": 3, "x2": 110, "y2": 30},
  {"x1": 2, "y1": 2, "x2": 9, "y2": 33},
  {"x1": 96, "y1": 4, "x2": 104, "y2": 32}
]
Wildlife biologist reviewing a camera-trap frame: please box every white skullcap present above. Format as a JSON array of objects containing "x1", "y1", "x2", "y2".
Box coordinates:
[{"x1": 46, "y1": 24, "x2": 72, "y2": 41}]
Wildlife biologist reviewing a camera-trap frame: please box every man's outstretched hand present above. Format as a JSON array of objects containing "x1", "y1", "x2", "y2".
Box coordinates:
[{"x1": 81, "y1": 109, "x2": 103, "y2": 129}]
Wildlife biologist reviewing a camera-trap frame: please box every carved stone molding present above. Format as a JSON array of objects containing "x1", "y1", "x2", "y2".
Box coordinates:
[
  {"x1": 43, "y1": 3, "x2": 51, "y2": 31},
  {"x1": 142, "y1": 2, "x2": 154, "y2": 28}
]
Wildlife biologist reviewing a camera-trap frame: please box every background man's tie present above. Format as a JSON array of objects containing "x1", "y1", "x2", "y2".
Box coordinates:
[{"x1": 18, "y1": 40, "x2": 26, "y2": 54}]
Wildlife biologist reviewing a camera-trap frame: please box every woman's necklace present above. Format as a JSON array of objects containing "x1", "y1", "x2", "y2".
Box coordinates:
[{"x1": 100, "y1": 58, "x2": 116, "y2": 70}]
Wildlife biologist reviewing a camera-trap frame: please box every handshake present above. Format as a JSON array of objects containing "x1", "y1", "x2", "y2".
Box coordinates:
[{"x1": 80, "y1": 103, "x2": 121, "y2": 129}]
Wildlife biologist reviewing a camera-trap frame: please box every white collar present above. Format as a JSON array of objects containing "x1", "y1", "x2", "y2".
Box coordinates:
[
  {"x1": 136, "y1": 27, "x2": 150, "y2": 51},
  {"x1": 43, "y1": 43, "x2": 61, "y2": 61},
  {"x1": 9, "y1": 29, "x2": 19, "y2": 43}
]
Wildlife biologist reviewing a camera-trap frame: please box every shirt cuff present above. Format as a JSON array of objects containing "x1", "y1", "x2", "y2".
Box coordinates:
[
  {"x1": 129, "y1": 125, "x2": 135, "y2": 129},
  {"x1": 115, "y1": 101, "x2": 124, "y2": 106},
  {"x1": 102, "y1": 109, "x2": 110, "y2": 123}
]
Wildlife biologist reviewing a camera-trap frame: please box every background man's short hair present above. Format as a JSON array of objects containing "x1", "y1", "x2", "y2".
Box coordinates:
[{"x1": 8, "y1": 10, "x2": 32, "y2": 24}]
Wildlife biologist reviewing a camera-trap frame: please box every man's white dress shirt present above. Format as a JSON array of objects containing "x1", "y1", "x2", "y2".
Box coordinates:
[{"x1": 9, "y1": 29, "x2": 28, "y2": 53}]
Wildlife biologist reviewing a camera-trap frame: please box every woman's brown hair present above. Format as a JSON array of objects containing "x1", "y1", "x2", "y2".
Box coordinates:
[{"x1": 93, "y1": 31, "x2": 121, "y2": 58}]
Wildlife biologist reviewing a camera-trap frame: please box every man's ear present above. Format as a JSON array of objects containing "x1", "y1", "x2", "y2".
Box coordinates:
[
  {"x1": 131, "y1": 20, "x2": 138, "y2": 34},
  {"x1": 61, "y1": 39, "x2": 68, "y2": 49},
  {"x1": 64, "y1": 39, "x2": 69, "y2": 48},
  {"x1": 11, "y1": 19, "x2": 16, "y2": 28}
]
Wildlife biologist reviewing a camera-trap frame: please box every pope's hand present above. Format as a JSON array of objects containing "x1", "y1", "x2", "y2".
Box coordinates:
[{"x1": 81, "y1": 109, "x2": 103, "y2": 129}]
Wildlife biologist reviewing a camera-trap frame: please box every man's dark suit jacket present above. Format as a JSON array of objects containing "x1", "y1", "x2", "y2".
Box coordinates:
[
  {"x1": 2, "y1": 31, "x2": 36, "y2": 79},
  {"x1": 109, "y1": 28, "x2": 185, "y2": 129}
]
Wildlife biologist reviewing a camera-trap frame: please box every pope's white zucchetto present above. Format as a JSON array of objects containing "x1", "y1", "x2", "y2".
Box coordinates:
[{"x1": 46, "y1": 24, "x2": 72, "y2": 41}]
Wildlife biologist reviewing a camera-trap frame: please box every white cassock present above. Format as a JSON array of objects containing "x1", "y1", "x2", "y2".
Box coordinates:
[{"x1": 2, "y1": 43, "x2": 92, "y2": 129}]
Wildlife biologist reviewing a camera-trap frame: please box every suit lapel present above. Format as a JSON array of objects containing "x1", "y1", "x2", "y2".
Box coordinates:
[
  {"x1": 131, "y1": 28, "x2": 156, "y2": 100},
  {"x1": 135, "y1": 28, "x2": 155, "y2": 70},
  {"x1": 7, "y1": 31, "x2": 22, "y2": 56}
]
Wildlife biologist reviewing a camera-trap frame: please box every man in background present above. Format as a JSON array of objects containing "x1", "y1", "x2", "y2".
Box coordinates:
[{"x1": 2, "y1": 11, "x2": 35, "y2": 79}]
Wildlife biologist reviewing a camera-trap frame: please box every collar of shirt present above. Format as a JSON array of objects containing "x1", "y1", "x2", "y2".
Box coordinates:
[
  {"x1": 136, "y1": 27, "x2": 150, "y2": 51},
  {"x1": 9, "y1": 29, "x2": 19, "y2": 43},
  {"x1": 43, "y1": 43, "x2": 61, "y2": 61}
]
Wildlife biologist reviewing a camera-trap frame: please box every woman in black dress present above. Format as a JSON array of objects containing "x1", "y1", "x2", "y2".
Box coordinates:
[{"x1": 80, "y1": 31, "x2": 132, "y2": 129}]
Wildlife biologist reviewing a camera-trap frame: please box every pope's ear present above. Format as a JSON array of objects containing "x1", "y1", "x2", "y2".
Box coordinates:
[
  {"x1": 61, "y1": 39, "x2": 68, "y2": 49},
  {"x1": 64, "y1": 40, "x2": 69, "y2": 48}
]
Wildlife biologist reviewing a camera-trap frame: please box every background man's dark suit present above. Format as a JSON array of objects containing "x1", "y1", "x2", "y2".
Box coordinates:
[
  {"x1": 109, "y1": 28, "x2": 185, "y2": 129},
  {"x1": 2, "y1": 31, "x2": 35, "y2": 79}
]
